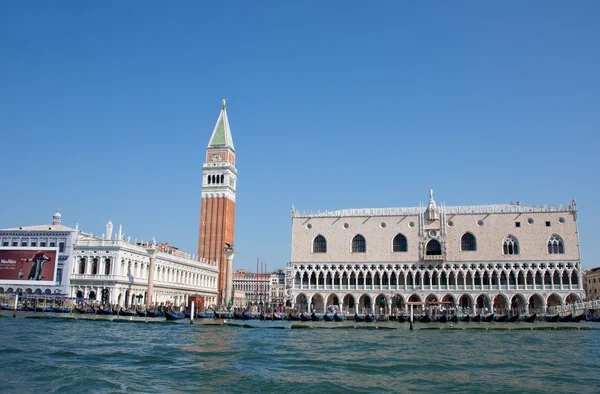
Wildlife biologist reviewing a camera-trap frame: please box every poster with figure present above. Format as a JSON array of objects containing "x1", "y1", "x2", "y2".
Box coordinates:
[{"x1": 0, "y1": 248, "x2": 58, "y2": 285}]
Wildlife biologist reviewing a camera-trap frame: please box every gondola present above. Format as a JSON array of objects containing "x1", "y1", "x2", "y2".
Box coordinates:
[
  {"x1": 117, "y1": 309, "x2": 136, "y2": 316},
  {"x1": 354, "y1": 314, "x2": 366, "y2": 322},
  {"x1": 35, "y1": 306, "x2": 54, "y2": 312},
  {"x1": 288, "y1": 313, "x2": 302, "y2": 321},
  {"x1": 484, "y1": 314, "x2": 494, "y2": 322},
  {"x1": 75, "y1": 306, "x2": 93, "y2": 314},
  {"x1": 272, "y1": 313, "x2": 284, "y2": 320},
  {"x1": 461, "y1": 315, "x2": 471, "y2": 322},
  {"x1": 311, "y1": 313, "x2": 324, "y2": 321},
  {"x1": 323, "y1": 313, "x2": 335, "y2": 322},
  {"x1": 364, "y1": 314, "x2": 374, "y2": 323},
  {"x1": 524, "y1": 314, "x2": 537, "y2": 322},
  {"x1": 544, "y1": 314, "x2": 559, "y2": 322},
  {"x1": 233, "y1": 312, "x2": 245, "y2": 320},
  {"x1": 243, "y1": 313, "x2": 257, "y2": 320},
  {"x1": 142, "y1": 310, "x2": 163, "y2": 318},
  {"x1": 472, "y1": 314, "x2": 481, "y2": 322},
  {"x1": 96, "y1": 308, "x2": 115, "y2": 315},
  {"x1": 419, "y1": 315, "x2": 431, "y2": 323},
  {"x1": 494, "y1": 315, "x2": 508, "y2": 323},
  {"x1": 164, "y1": 311, "x2": 185, "y2": 321},
  {"x1": 572, "y1": 313, "x2": 586, "y2": 323},
  {"x1": 450, "y1": 315, "x2": 459, "y2": 323},
  {"x1": 52, "y1": 307, "x2": 70, "y2": 313},
  {"x1": 507, "y1": 314, "x2": 519, "y2": 323},
  {"x1": 300, "y1": 313, "x2": 312, "y2": 322},
  {"x1": 197, "y1": 312, "x2": 214, "y2": 318},
  {"x1": 436, "y1": 315, "x2": 448, "y2": 323},
  {"x1": 213, "y1": 311, "x2": 228, "y2": 319},
  {"x1": 397, "y1": 315, "x2": 407, "y2": 323},
  {"x1": 558, "y1": 314, "x2": 572, "y2": 323},
  {"x1": 334, "y1": 314, "x2": 345, "y2": 322}
]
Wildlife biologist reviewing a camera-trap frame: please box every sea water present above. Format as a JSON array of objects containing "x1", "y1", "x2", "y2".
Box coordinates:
[{"x1": 0, "y1": 318, "x2": 599, "y2": 393}]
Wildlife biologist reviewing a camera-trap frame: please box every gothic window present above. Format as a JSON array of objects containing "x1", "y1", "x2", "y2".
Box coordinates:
[
  {"x1": 208, "y1": 175, "x2": 211, "y2": 184},
  {"x1": 503, "y1": 236, "x2": 519, "y2": 255},
  {"x1": 313, "y1": 235, "x2": 327, "y2": 253},
  {"x1": 461, "y1": 233, "x2": 477, "y2": 251},
  {"x1": 547, "y1": 235, "x2": 564, "y2": 254},
  {"x1": 352, "y1": 235, "x2": 366, "y2": 253},
  {"x1": 426, "y1": 239, "x2": 441, "y2": 256},
  {"x1": 393, "y1": 234, "x2": 408, "y2": 252}
]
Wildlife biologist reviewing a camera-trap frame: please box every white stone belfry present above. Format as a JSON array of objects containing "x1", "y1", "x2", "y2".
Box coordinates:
[{"x1": 52, "y1": 210, "x2": 62, "y2": 225}]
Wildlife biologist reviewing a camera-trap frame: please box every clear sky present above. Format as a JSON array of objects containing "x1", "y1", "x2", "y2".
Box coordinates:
[{"x1": 1, "y1": 2, "x2": 599, "y2": 271}]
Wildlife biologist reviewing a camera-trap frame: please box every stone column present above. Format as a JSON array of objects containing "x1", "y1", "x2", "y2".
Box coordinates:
[
  {"x1": 224, "y1": 246, "x2": 236, "y2": 308},
  {"x1": 146, "y1": 248, "x2": 158, "y2": 309}
]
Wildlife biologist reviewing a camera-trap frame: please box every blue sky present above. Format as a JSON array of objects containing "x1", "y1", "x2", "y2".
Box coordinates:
[{"x1": 1, "y1": 2, "x2": 599, "y2": 270}]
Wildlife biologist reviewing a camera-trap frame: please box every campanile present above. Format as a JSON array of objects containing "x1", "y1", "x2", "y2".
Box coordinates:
[{"x1": 198, "y1": 99, "x2": 237, "y2": 305}]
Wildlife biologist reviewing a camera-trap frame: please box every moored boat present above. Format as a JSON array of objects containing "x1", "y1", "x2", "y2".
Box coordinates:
[
  {"x1": 334, "y1": 314, "x2": 345, "y2": 322},
  {"x1": 164, "y1": 311, "x2": 185, "y2": 321},
  {"x1": 117, "y1": 309, "x2": 136, "y2": 316},
  {"x1": 419, "y1": 315, "x2": 431, "y2": 323},
  {"x1": 484, "y1": 314, "x2": 494, "y2": 322},
  {"x1": 52, "y1": 307, "x2": 70, "y2": 313},
  {"x1": 311, "y1": 313, "x2": 324, "y2": 321},
  {"x1": 364, "y1": 314, "x2": 374, "y2": 323},
  {"x1": 524, "y1": 314, "x2": 537, "y2": 322},
  {"x1": 507, "y1": 314, "x2": 519, "y2": 323},
  {"x1": 96, "y1": 308, "x2": 115, "y2": 315},
  {"x1": 354, "y1": 314, "x2": 366, "y2": 322},
  {"x1": 495, "y1": 315, "x2": 508, "y2": 323},
  {"x1": 288, "y1": 313, "x2": 302, "y2": 321},
  {"x1": 272, "y1": 313, "x2": 284, "y2": 320},
  {"x1": 323, "y1": 313, "x2": 335, "y2": 322},
  {"x1": 397, "y1": 315, "x2": 407, "y2": 323},
  {"x1": 461, "y1": 315, "x2": 470, "y2": 322},
  {"x1": 472, "y1": 315, "x2": 481, "y2": 322},
  {"x1": 450, "y1": 315, "x2": 459, "y2": 323}
]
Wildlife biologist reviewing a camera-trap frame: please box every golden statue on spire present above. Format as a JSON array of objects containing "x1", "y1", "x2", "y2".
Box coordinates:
[{"x1": 222, "y1": 98, "x2": 226, "y2": 108}]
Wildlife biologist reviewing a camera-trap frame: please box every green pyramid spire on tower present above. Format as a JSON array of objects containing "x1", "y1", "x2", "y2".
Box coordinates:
[{"x1": 208, "y1": 99, "x2": 235, "y2": 151}]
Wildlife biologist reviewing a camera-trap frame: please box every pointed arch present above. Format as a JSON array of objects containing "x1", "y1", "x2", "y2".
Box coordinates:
[
  {"x1": 393, "y1": 233, "x2": 408, "y2": 252},
  {"x1": 352, "y1": 234, "x2": 366, "y2": 253},
  {"x1": 503, "y1": 235, "x2": 519, "y2": 255},
  {"x1": 547, "y1": 234, "x2": 564, "y2": 254},
  {"x1": 312, "y1": 235, "x2": 327, "y2": 253},
  {"x1": 461, "y1": 232, "x2": 477, "y2": 251}
]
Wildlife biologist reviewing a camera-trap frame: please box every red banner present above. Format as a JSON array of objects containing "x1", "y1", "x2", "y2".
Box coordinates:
[{"x1": 0, "y1": 248, "x2": 58, "y2": 283}]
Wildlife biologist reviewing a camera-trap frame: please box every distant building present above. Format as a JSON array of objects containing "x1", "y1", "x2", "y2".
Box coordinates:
[
  {"x1": 198, "y1": 100, "x2": 237, "y2": 305},
  {"x1": 288, "y1": 191, "x2": 585, "y2": 315},
  {"x1": 269, "y1": 269, "x2": 286, "y2": 311},
  {"x1": 233, "y1": 268, "x2": 270, "y2": 307},
  {"x1": 584, "y1": 268, "x2": 600, "y2": 300}
]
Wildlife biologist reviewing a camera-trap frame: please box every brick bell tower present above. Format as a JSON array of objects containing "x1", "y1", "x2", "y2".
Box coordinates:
[{"x1": 198, "y1": 99, "x2": 237, "y2": 305}]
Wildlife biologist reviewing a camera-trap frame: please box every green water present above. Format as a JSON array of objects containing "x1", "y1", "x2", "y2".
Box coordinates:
[{"x1": 0, "y1": 318, "x2": 598, "y2": 393}]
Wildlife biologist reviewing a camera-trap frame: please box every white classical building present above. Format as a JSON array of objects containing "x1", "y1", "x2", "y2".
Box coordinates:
[
  {"x1": 287, "y1": 191, "x2": 585, "y2": 316},
  {"x1": 71, "y1": 221, "x2": 219, "y2": 308},
  {"x1": 0, "y1": 211, "x2": 76, "y2": 296},
  {"x1": 1, "y1": 212, "x2": 219, "y2": 308}
]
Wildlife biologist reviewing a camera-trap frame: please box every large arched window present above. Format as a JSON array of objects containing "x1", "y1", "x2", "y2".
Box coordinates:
[
  {"x1": 503, "y1": 236, "x2": 519, "y2": 255},
  {"x1": 426, "y1": 239, "x2": 441, "y2": 255},
  {"x1": 547, "y1": 235, "x2": 564, "y2": 254},
  {"x1": 393, "y1": 234, "x2": 408, "y2": 252},
  {"x1": 352, "y1": 234, "x2": 366, "y2": 253},
  {"x1": 313, "y1": 235, "x2": 327, "y2": 253},
  {"x1": 461, "y1": 233, "x2": 477, "y2": 251}
]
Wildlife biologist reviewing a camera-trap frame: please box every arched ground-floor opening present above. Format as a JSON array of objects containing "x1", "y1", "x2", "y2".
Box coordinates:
[
  {"x1": 358, "y1": 294, "x2": 372, "y2": 314},
  {"x1": 511, "y1": 294, "x2": 526, "y2": 315},
  {"x1": 546, "y1": 293, "x2": 562, "y2": 311},
  {"x1": 493, "y1": 294, "x2": 509, "y2": 314},
  {"x1": 375, "y1": 293, "x2": 388, "y2": 315},
  {"x1": 475, "y1": 294, "x2": 490, "y2": 314},
  {"x1": 311, "y1": 294, "x2": 324, "y2": 313},
  {"x1": 391, "y1": 294, "x2": 405, "y2": 315},
  {"x1": 295, "y1": 293, "x2": 308, "y2": 313},
  {"x1": 326, "y1": 294, "x2": 340, "y2": 311},
  {"x1": 565, "y1": 293, "x2": 580, "y2": 305},
  {"x1": 528, "y1": 293, "x2": 544, "y2": 314},
  {"x1": 343, "y1": 294, "x2": 355, "y2": 315},
  {"x1": 459, "y1": 294, "x2": 473, "y2": 313}
]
